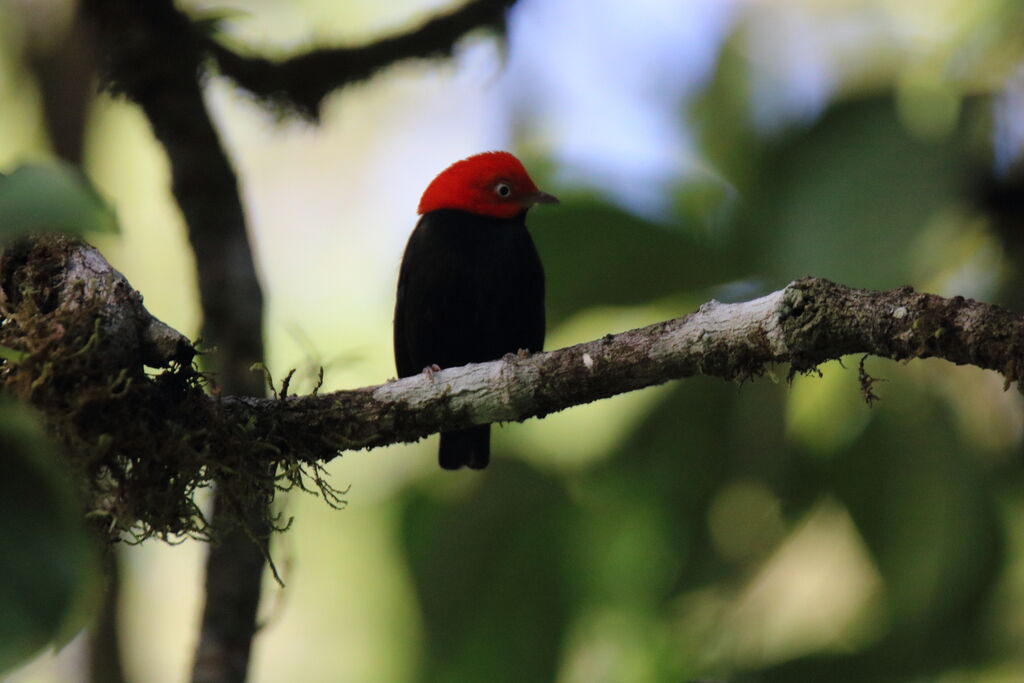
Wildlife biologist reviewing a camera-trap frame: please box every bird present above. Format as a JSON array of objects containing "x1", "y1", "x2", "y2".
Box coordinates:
[{"x1": 394, "y1": 151, "x2": 558, "y2": 470}]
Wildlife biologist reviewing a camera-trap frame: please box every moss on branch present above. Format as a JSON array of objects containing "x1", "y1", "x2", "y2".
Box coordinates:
[
  {"x1": 0, "y1": 236, "x2": 337, "y2": 542},
  {"x1": 4, "y1": 237, "x2": 1024, "y2": 541}
]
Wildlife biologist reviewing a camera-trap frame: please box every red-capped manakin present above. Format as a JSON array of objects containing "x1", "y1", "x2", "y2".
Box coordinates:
[{"x1": 393, "y1": 151, "x2": 558, "y2": 469}]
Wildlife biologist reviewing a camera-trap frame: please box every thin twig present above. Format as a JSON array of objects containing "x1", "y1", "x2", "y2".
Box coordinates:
[{"x1": 207, "y1": 0, "x2": 518, "y2": 118}]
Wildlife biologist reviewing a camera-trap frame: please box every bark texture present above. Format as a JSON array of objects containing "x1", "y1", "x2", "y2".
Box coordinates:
[
  {"x1": 69, "y1": 2, "x2": 525, "y2": 678},
  {"x1": 3, "y1": 237, "x2": 1023, "y2": 538},
  {"x1": 225, "y1": 280, "x2": 1024, "y2": 457},
  {"x1": 83, "y1": 1, "x2": 271, "y2": 680}
]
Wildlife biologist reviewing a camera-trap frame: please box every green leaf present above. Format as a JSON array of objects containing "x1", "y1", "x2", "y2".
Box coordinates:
[
  {"x1": 532, "y1": 198, "x2": 748, "y2": 325},
  {"x1": 401, "y1": 462, "x2": 572, "y2": 683},
  {"x1": 0, "y1": 162, "x2": 119, "y2": 241},
  {"x1": 741, "y1": 96, "x2": 974, "y2": 289},
  {"x1": 757, "y1": 378, "x2": 1002, "y2": 682},
  {"x1": 0, "y1": 345, "x2": 27, "y2": 364},
  {"x1": 0, "y1": 399, "x2": 99, "y2": 675}
]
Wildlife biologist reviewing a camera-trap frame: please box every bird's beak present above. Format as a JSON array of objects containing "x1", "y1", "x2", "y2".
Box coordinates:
[{"x1": 528, "y1": 190, "x2": 560, "y2": 206}]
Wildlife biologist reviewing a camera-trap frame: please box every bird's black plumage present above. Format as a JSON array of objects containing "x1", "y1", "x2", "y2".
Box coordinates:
[{"x1": 394, "y1": 208, "x2": 545, "y2": 469}]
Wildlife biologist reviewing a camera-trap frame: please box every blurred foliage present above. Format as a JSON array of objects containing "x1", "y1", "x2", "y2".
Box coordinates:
[
  {"x1": 0, "y1": 155, "x2": 110, "y2": 677},
  {"x1": 745, "y1": 97, "x2": 980, "y2": 291},
  {"x1": 0, "y1": 399, "x2": 98, "y2": 675},
  {"x1": 6, "y1": 1, "x2": 1024, "y2": 682},
  {"x1": 0, "y1": 162, "x2": 118, "y2": 240},
  {"x1": 532, "y1": 197, "x2": 749, "y2": 326},
  {"x1": 402, "y1": 464, "x2": 571, "y2": 682},
  {"x1": 400, "y1": 34, "x2": 1024, "y2": 683},
  {"x1": 755, "y1": 377, "x2": 1004, "y2": 682}
]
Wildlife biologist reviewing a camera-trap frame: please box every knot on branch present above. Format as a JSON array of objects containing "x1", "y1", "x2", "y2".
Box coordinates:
[
  {"x1": 778, "y1": 278, "x2": 855, "y2": 373},
  {"x1": 779, "y1": 277, "x2": 1024, "y2": 387},
  {"x1": 0, "y1": 237, "x2": 342, "y2": 542},
  {"x1": 1, "y1": 236, "x2": 218, "y2": 541}
]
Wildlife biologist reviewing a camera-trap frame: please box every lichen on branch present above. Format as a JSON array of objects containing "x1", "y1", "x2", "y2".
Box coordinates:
[
  {"x1": 4, "y1": 235, "x2": 1024, "y2": 539},
  {"x1": 0, "y1": 236, "x2": 332, "y2": 542}
]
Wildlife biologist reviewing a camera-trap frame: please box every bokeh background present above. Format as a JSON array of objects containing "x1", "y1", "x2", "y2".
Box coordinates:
[{"x1": 5, "y1": 0, "x2": 1024, "y2": 680}]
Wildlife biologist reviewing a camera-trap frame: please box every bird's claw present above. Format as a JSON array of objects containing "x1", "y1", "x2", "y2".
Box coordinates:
[{"x1": 422, "y1": 363, "x2": 442, "y2": 380}]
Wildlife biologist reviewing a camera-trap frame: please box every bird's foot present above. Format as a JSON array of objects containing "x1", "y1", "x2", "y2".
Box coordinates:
[
  {"x1": 422, "y1": 363, "x2": 442, "y2": 380},
  {"x1": 503, "y1": 349, "x2": 532, "y2": 363}
]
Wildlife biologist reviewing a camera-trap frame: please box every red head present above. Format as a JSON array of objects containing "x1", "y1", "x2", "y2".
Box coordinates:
[{"x1": 417, "y1": 151, "x2": 559, "y2": 219}]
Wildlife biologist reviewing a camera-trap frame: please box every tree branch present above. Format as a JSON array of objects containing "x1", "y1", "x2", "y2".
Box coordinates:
[
  {"x1": 206, "y1": 0, "x2": 518, "y2": 118},
  {"x1": 4, "y1": 237, "x2": 1023, "y2": 537},
  {"x1": 228, "y1": 278, "x2": 1024, "y2": 457},
  {"x1": 82, "y1": 1, "x2": 270, "y2": 680}
]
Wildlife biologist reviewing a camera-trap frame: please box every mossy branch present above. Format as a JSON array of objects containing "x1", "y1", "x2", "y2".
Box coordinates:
[
  {"x1": 4, "y1": 236, "x2": 1024, "y2": 538},
  {"x1": 228, "y1": 276, "x2": 1024, "y2": 458}
]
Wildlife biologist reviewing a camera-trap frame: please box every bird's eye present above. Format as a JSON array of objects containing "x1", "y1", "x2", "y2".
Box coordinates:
[{"x1": 495, "y1": 182, "x2": 512, "y2": 198}]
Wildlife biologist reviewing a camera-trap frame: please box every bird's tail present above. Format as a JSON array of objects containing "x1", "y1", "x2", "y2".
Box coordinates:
[{"x1": 439, "y1": 426, "x2": 490, "y2": 470}]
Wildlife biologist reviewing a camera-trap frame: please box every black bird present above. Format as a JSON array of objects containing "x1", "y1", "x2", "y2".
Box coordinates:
[{"x1": 394, "y1": 151, "x2": 557, "y2": 469}]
